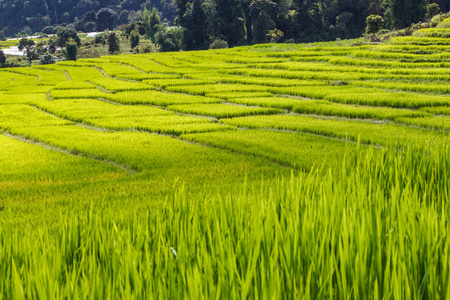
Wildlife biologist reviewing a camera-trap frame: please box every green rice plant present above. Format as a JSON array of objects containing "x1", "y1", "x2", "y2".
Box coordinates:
[
  {"x1": 0, "y1": 104, "x2": 74, "y2": 129},
  {"x1": 6, "y1": 124, "x2": 271, "y2": 175},
  {"x1": 165, "y1": 84, "x2": 270, "y2": 96},
  {"x1": 419, "y1": 106, "x2": 450, "y2": 115},
  {"x1": 108, "y1": 56, "x2": 178, "y2": 74},
  {"x1": 325, "y1": 91, "x2": 450, "y2": 108},
  {"x1": 395, "y1": 115, "x2": 449, "y2": 130},
  {"x1": 143, "y1": 79, "x2": 215, "y2": 88},
  {"x1": 327, "y1": 56, "x2": 450, "y2": 69},
  {"x1": 33, "y1": 99, "x2": 229, "y2": 134},
  {"x1": 50, "y1": 88, "x2": 109, "y2": 99},
  {"x1": 53, "y1": 81, "x2": 97, "y2": 90},
  {"x1": 291, "y1": 100, "x2": 430, "y2": 120},
  {"x1": 88, "y1": 78, "x2": 154, "y2": 92},
  {"x1": 187, "y1": 73, "x2": 328, "y2": 87},
  {"x1": 89, "y1": 117, "x2": 231, "y2": 134},
  {"x1": 115, "y1": 73, "x2": 181, "y2": 81},
  {"x1": 102, "y1": 91, "x2": 222, "y2": 106},
  {"x1": 271, "y1": 85, "x2": 379, "y2": 99},
  {"x1": 94, "y1": 62, "x2": 144, "y2": 77},
  {"x1": 0, "y1": 133, "x2": 125, "y2": 186},
  {"x1": 227, "y1": 96, "x2": 302, "y2": 109},
  {"x1": 182, "y1": 129, "x2": 356, "y2": 169},
  {"x1": 390, "y1": 36, "x2": 450, "y2": 45},
  {"x1": 166, "y1": 104, "x2": 281, "y2": 118},
  {"x1": 351, "y1": 80, "x2": 450, "y2": 94},
  {"x1": 220, "y1": 114, "x2": 447, "y2": 146},
  {"x1": 0, "y1": 143, "x2": 448, "y2": 298},
  {"x1": 0, "y1": 93, "x2": 47, "y2": 105},
  {"x1": 413, "y1": 28, "x2": 450, "y2": 38},
  {"x1": 206, "y1": 91, "x2": 275, "y2": 99},
  {"x1": 38, "y1": 65, "x2": 107, "y2": 81},
  {"x1": 4, "y1": 72, "x2": 38, "y2": 87},
  {"x1": 34, "y1": 98, "x2": 172, "y2": 121}
]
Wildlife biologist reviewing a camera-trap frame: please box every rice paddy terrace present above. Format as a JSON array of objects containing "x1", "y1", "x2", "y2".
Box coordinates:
[{"x1": 0, "y1": 21, "x2": 449, "y2": 298}]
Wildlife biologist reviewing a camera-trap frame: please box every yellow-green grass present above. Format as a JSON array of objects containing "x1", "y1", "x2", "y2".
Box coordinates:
[
  {"x1": 0, "y1": 133, "x2": 126, "y2": 189},
  {"x1": 92, "y1": 62, "x2": 144, "y2": 77},
  {"x1": 413, "y1": 28, "x2": 450, "y2": 38},
  {"x1": 116, "y1": 73, "x2": 181, "y2": 81},
  {"x1": 395, "y1": 115, "x2": 450, "y2": 131},
  {"x1": 292, "y1": 100, "x2": 430, "y2": 120},
  {"x1": 207, "y1": 91, "x2": 275, "y2": 99},
  {"x1": 390, "y1": 36, "x2": 450, "y2": 45},
  {"x1": 0, "y1": 93, "x2": 47, "y2": 105},
  {"x1": 37, "y1": 65, "x2": 107, "y2": 81},
  {"x1": 0, "y1": 144, "x2": 447, "y2": 298},
  {"x1": 51, "y1": 88, "x2": 110, "y2": 99},
  {"x1": 420, "y1": 106, "x2": 450, "y2": 115},
  {"x1": 182, "y1": 129, "x2": 358, "y2": 169},
  {"x1": 89, "y1": 77, "x2": 154, "y2": 92},
  {"x1": 220, "y1": 114, "x2": 447, "y2": 146},
  {"x1": 166, "y1": 103, "x2": 281, "y2": 118},
  {"x1": 7, "y1": 124, "x2": 280, "y2": 178},
  {"x1": 34, "y1": 99, "x2": 230, "y2": 134},
  {"x1": 0, "y1": 104, "x2": 73, "y2": 128},
  {"x1": 143, "y1": 78, "x2": 215, "y2": 88},
  {"x1": 351, "y1": 80, "x2": 450, "y2": 94},
  {"x1": 53, "y1": 81, "x2": 97, "y2": 90},
  {"x1": 165, "y1": 83, "x2": 270, "y2": 96},
  {"x1": 102, "y1": 90, "x2": 222, "y2": 106}
]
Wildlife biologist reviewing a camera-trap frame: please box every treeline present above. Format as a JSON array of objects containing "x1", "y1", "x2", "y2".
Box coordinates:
[
  {"x1": 175, "y1": 0, "x2": 449, "y2": 50},
  {"x1": 0, "y1": 0, "x2": 448, "y2": 50},
  {"x1": 0, "y1": 0, "x2": 176, "y2": 38}
]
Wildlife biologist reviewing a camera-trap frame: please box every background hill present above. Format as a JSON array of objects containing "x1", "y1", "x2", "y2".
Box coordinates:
[{"x1": 0, "y1": 0, "x2": 449, "y2": 49}]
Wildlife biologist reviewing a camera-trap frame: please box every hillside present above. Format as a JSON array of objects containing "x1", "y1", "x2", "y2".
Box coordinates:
[
  {"x1": 0, "y1": 18, "x2": 449, "y2": 298},
  {"x1": 0, "y1": 0, "x2": 175, "y2": 37}
]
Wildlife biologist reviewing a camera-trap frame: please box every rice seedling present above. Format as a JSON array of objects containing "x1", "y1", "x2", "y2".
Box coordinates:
[
  {"x1": 50, "y1": 88, "x2": 110, "y2": 99},
  {"x1": 182, "y1": 129, "x2": 357, "y2": 169},
  {"x1": 88, "y1": 77, "x2": 154, "y2": 92},
  {"x1": 166, "y1": 103, "x2": 281, "y2": 118},
  {"x1": 419, "y1": 106, "x2": 450, "y2": 115},
  {"x1": 102, "y1": 91, "x2": 222, "y2": 106},
  {"x1": 220, "y1": 114, "x2": 447, "y2": 146},
  {"x1": 395, "y1": 115, "x2": 449, "y2": 131}
]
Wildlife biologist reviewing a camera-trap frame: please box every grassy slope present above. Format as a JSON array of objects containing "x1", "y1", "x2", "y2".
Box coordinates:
[{"x1": 0, "y1": 19, "x2": 450, "y2": 298}]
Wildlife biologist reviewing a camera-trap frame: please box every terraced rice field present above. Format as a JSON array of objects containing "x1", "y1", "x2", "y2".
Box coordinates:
[{"x1": 0, "y1": 20, "x2": 449, "y2": 298}]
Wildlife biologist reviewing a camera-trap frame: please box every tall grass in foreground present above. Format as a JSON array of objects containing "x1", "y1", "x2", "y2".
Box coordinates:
[{"x1": 0, "y1": 143, "x2": 448, "y2": 299}]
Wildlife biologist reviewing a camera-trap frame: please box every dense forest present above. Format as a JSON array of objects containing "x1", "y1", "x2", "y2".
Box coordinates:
[{"x1": 0, "y1": 0, "x2": 448, "y2": 50}]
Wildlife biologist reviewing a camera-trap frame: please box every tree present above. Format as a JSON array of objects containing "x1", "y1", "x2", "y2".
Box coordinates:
[
  {"x1": 56, "y1": 27, "x2": 81, "y2": 47},
  {"x1": 107, "y1": 32, "x2": 120, "y2": 54},
  {"x1": 130, "y1": 29, "x2": 140, "y2": 48},
  {"x1": 118, "y1": 10, "x2": 130, "y2": 24},
  {"x1": 85, "y1": 22, "x2": 97, "y2": 32},
  {"x1": 266, "y1": 28, "x2": 284, "y2": 43},
  {"x1": 366, "y1": 15, "x2": 384, "y2": 34},
  {"x1": 97, "y1": 8, "x2": 118, "y2": 31},
  {"x1": 18, "y1": 38, "x2": 35, "y2": 51},
  {"x1": 209, "y1": 38, "x2": 228, "y2": 49},
  {"x1": 39, "y1": 52, "x2": 56, "y2": 65},
  {"x1": 391, "y1": 0, "x2": 427, "y2": 29},
  {"x1": 0, "y1": 50, "x2": 6, "y2": 66},
  {"x1": 65, "y1": 39, "x2": 78, "y2": 61},
  {"x1": 427, "y1": 3, "x2": 440, "y2": 19},
  {"x1": 18, "y1": 38, "x2": 39, "y2": 63},
  {"x1": 252, "y1": 11, "x2": 275, "y2": 43},
  {"x1": 154, "y1": 25, "x2": 182, "y2": 52},
  {"x1": 140, "y1": 8, "x2": 161, "y2": 41}
]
